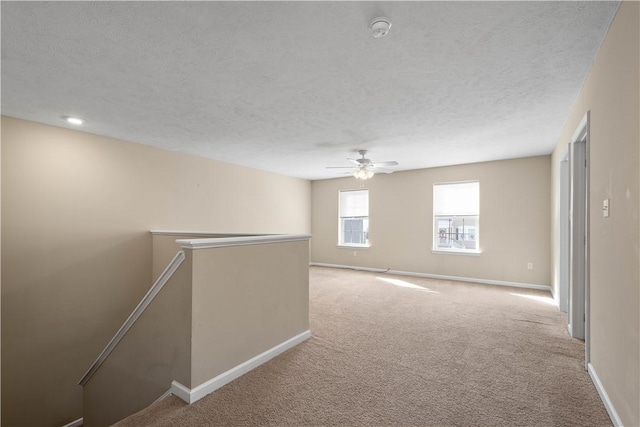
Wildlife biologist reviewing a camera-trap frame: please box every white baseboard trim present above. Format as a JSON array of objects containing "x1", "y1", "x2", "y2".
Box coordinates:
[
  {"x1": 588, "y1": 363, "x2": 623, "y2": 427},
  {"x1": 310, "y1": 262, "x2": 388, "y2": 273},
  {"x1": 171, "y1": 329, "x2": 312, "y2": 404},
  {"x1": 61, "y1": 418, "x2": 83, "y2": 427},
  {"x1": 309, "y1": 262, "x2": 552, "y2": 293},
  {"x1": 153, "y1": 388, "x2": 173, "y2": 404}
]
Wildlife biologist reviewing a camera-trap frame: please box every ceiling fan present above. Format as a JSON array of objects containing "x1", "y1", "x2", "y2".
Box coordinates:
[{"x1": 326, "y1": 150, "x2": 399, "y2": 180}]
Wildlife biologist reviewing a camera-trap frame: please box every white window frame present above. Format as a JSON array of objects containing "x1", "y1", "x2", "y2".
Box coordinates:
[
  {"x1": 338, "y1": 189, "x2": 370, "y2": 248},
  {"x1": 433, "y1": 181, "x2": 480, "y2": 255}
]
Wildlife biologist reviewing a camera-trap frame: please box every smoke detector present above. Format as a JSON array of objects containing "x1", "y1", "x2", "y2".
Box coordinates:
[{"x1": 369, "y1": 17, "x2": 392, "y2": 38}]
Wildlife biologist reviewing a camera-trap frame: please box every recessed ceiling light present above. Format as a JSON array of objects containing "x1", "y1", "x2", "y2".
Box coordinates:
[{"x1": 64, "y1": 116, "x2": 83, "y2": 125}]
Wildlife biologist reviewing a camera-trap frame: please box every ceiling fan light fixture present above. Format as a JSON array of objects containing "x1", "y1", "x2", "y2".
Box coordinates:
[
  {"x1": 353, "y1": 168, "x2": 374, "y2": 180},
  {"x1": 326, "y1": 149, "x2": 395, "y2": 180},
  {"x1": 369, "y1": 17, "x2": 392, "y2": 38}
]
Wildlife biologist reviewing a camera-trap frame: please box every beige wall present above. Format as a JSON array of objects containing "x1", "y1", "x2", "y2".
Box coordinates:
[
  {"x1": 190, "y1": 240, "x2": 310, "y2": 386},
  {"x1": 1, "y1": 117, "x2": 311, "y2": 426},
  {"x1": 550, "y1": 2, "x2": 639, "y2": 425},
  {"x1": 312, "y1": 156, "x2": 551, "y2": 287},
  {"x1": 83, "y1": 253, "x2": 193, "y2": 427},
  {"x1": 83, "y1": 237, "x2": 309, "y2": 426}
]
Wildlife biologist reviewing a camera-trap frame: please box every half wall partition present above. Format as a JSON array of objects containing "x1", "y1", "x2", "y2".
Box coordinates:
[{"x1": 80, "y1": 232, "x2": 312, "y2": 426}]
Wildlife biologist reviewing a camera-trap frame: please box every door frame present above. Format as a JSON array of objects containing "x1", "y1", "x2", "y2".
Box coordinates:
[
  {"x1": 559, "y1": 154, "x2": 569, "y2": 313},
  {"x1": 567, "y1": 112, "x2": 591, "y2": 368}
]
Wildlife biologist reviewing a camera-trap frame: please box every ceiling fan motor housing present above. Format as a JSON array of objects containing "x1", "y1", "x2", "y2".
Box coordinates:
[{"x1": 358, "y1": 150, "x2": 372, "y2": 166}]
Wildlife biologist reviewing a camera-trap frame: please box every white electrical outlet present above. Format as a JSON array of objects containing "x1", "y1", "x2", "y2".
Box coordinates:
[
  {"x1": 353, "y1": 251, "x2": 357, "y2": 256},
  {"x1": 527, "y1": 262, "x2": 533, "y2": 270}
]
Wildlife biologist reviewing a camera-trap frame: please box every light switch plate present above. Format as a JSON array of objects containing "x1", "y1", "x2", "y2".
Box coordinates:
[{"x1": 603, "y1": 199, "x2": 610, "y2": 218}]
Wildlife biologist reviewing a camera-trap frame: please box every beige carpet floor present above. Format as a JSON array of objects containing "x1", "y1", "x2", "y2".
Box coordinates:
[{"x1": 114, "y1": 266, "x2": 612, "y2": 426}]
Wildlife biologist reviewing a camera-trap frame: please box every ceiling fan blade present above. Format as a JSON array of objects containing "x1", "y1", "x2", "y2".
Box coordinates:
[
  {"x1": 372, "y1": 161, "x2": 398, "y2": 167},
  {"x1": 372, "y1": 167, "x2": 394, "y2": 174},
  {"x1": 326, "y1": 166, "x2": 356, "y2": 169},
  {"x1": 347, "y1": 158, "x2": 362, "y2": 166}
]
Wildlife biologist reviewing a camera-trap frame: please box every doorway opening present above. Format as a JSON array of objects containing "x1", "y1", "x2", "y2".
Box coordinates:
[{"x1": 559, "y1": 112, "x2": 590, "y2": 368}]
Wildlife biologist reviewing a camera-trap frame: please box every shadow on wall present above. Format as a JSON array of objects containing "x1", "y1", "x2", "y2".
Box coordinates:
[{"x1": 2, "y1": 231, "x2": 153, "y2": 426}]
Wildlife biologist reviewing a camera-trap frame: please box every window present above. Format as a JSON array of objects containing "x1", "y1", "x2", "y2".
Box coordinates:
[
  {"x1": 339, "y1": 189, "x2": 369, "y2": 247},
  {"x1": 433, "y1": 181, "x2": 479, "y2": 253}
]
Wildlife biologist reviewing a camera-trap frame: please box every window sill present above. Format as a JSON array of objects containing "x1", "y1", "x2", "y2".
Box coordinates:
[
  {"x1": 337, "y1": 244, "x2": 370, "y2": 249},
  {"x1": 432, "y1": 249, "x2": 481, "y2": 256}
]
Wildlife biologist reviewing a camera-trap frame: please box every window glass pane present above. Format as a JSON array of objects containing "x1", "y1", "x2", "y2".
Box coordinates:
[
  {"x1": 435, "y1": 216, "x2": 478, "y2": 250},
  {"x1": 342, "y1": 218, "x2": 369, "y2": 245}
]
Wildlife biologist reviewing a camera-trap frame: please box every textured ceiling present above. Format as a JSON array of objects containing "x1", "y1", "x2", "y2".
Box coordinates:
[{"x1": 1, "y1": 1, "x2": 619, "y2": 180}]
